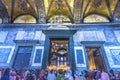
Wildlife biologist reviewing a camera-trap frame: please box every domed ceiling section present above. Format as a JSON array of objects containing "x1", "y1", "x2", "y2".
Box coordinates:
[
  {"x1": 74, "y1": 0, "x2": 119, "y2": 22},
  {"x1": 45, "y1": 0, "x2": 73, "y2": 22},
  {"x1": 83, "y1": 0, "x2": 110, "y2": 18},
  {"x1": 0, "y1": 0, "x2": 120, "y2": 23},
  {"x1": 1, "y1": 0, "x2": 46, "y2": 22}
]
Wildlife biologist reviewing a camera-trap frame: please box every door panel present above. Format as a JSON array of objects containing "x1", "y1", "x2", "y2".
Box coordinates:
[{"x1": 13, "y1": 46, "x2": 32, "y2": 70}]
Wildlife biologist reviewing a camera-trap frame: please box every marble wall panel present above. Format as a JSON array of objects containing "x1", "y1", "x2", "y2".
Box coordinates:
[
  {"x1": 73, "y1": 31, "x2": 106, "y2": 42},
  {"x1": 104, "y1": 46, "x2": 120, "y2": 68},
  {"x1": 5, "y1": 31, "x2": 17, "y2": 43},
  {"x1": 0, "y1": 46, "x2": 15, "y2": 64},
  {"x1": 16, "y1": 31, "x2": 35, "y2": 40},
  {"x1": 73, "y1": 31, "x2": 84, "y2": 42},
  {"x1": 40, "y1": 33, "x2": 46, "y2": 41},
  {"x1": 0, "y1": 48, "x2": 11, "y2": 63},
  {"x1": 34, "y1": 31, "x2": 45, "y2": 41},
  {"x1": 15, "y1": 31, "x2": 45, "y2": 41},
  {"x1": 74, "y1": 46, "x2": 86, "y2": 67},
  {"x1": 114, "y1": 31, "x2": 120, "y2": 42},
  {"x1": 23, "y1": 31, "x2": 35, "y2": 40},
  {"x1": 0, "y1": 31, "x2": 8, "y2": 43},
  {"x1": 83, "y1": 31, "x2": 97, "y2": 41},
  {"x1": 104, "y1": 30, "x2": 117, "y2": 42},
  {"x1": 34, "y1": 31, "x2": 42, "y2": 40},
  {"x1": 34, "y1": 49, "x2": 42, "y2": 63},
  {"x1": 15, "y1": 31, "x2": 25, "y2": 40},
  {"x1": 32, "y1": 46, "x2": 44, "y2": 66},
  {"x1": 96, "y1": 31, "x2": 106, "y2": 41}
]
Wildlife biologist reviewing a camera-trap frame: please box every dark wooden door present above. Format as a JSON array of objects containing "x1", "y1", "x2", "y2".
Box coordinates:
[{"x1": 13, "y1": 46, "x2": 32, "y2": 70}]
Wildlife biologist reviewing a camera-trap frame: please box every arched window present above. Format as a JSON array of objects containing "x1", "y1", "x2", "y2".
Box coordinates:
[
  {"x1": 0, "y1": 18, "x2": 2, "y2": 23},
  {"x1": 84, "y1": 14, "x2": 110, "y2": 23},
  {"x1": 13, "y1": 15, "x2": 36, "y2": 23}
]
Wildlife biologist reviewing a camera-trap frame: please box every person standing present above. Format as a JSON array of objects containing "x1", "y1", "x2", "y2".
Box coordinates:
[
  {"x1": 9, "y1": 70, "x2": 16, "y2": 80},
  {"x1": 101, "y1": 70, "x2": 109, "y2": 80},
  {"x1": 47, "y1": 70, "x2": 56, "y2": 80},
  {"x1": 109, "y1": 69, "x2": 116, "y2": 80},
  {"x1": 1, "y1": 68, "x2": 10, "y2": 80}
]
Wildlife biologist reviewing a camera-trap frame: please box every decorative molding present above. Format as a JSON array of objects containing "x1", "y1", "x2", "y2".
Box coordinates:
[
  {"x1": 13, "y1": 40, "x2": 39, "y2": 44},
  {"x1": 0, "y1": 23, "x2": 120, "y2": 29},
  {"x1": 81, "y1": 41, "x2": 105, "y2": 47},
  {"x1": 42, "y1": 30, "x2": 76, "y2": 36},
  {"x1": 32, "y1": 46, "x2": 44, "y2": 66},
  {"x1": 48, "y1": 25, "x2": 70, "y2": 30},
  {"x1": 74, "y1": 46, "x2": 86, "y2": 67},
  {"x1": 15, "y1": 31, "x2": 45, "y2": 42}
]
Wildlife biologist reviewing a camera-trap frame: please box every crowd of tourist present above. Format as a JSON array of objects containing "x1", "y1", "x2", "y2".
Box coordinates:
[{"x1": 0, "y1": 68, "x2": 120, "y2": 80}]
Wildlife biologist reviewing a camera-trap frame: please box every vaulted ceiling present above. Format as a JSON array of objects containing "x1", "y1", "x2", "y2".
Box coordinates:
[{"x1": 0, "y1": 0, "x2": 120, "y2": 23}]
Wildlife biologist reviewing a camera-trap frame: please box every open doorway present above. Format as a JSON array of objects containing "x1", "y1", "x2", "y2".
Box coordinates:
[
  {"x1": 47, "y1": 38, "x2": 70, "y2": 71},
  {"x1": 86, "y1": 47, "x2": 106, "y2": 71}
]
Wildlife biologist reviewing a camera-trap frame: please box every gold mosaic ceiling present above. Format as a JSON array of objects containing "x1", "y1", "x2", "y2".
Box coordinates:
[{"x1": 0, "y1": 0, "x2": 120, "y2": 23}]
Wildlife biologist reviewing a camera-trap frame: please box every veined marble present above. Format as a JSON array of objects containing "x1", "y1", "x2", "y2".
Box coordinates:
[
  {"x1": 15, "y1": 31, "x2": 45, "y2": 41},
  {"x1": 0, "y1": 46, "x2": 15, "y2": 64},
  {"x1": 74, "y1": 46, "x2": 86, "y2": 67},
  {"x1": 0, "y1": 31, "x2": 8, "y2": 43},
  {"x1": 15, "y1": 31, "x2": 25, "y2": 40},
  {"x1": 34, "y1": 31, "x2": 42, "y2": 40},
  {"x1": 23, "y1": 31, "x2": 35, "y2": 40},
  {"x1": 32, "y1": 46, "x2": 44, "y2": 66},
  {"x1": 73, "y1": 31, "x2": 84, "y2": 42},
  {"x1": 5, "y1": 31, "x2": 17, "y2": 43},
  {"x1": 73, "y1": 31, "x2": 106, "y2": 42},
  {"x1": 114, "y1": 31, "x2": 120, "y2": 43},
  {"x1": 104, "y1": 30, "x2": 117, "y2": 42},
  {"x1": 104, "y1": 46, "x2": 120, "y2": 68}
]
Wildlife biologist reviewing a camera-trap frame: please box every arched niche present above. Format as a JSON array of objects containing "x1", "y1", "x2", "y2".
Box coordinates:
[
  {"x1": 84, "y1": 14, "x2": 110, "y2": 23},
  {"x1": 13, "y1": 15, "x2": 36, "y2": 23},
  {"x1": 48, "y1": 14, "x2": 71, "y2": 24}
]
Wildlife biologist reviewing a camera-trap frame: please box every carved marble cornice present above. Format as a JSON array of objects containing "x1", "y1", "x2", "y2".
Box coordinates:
[{"x1": 0, "y1": 23, "x2": 120, "y2": 30}]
